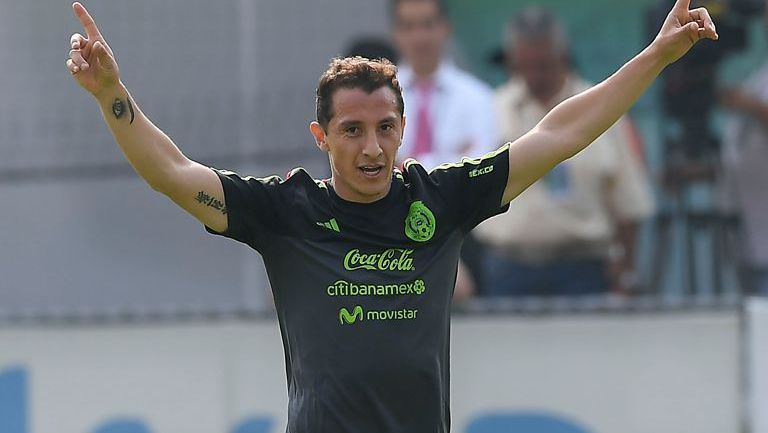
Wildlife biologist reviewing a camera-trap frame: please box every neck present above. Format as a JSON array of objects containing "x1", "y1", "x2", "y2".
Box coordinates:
[
  {"x1": 532, "y1": 75, "x2": 568, "y2": 109},
  {"x1": 329, "y1": 174, "x2": 392, "y2": 204},
  {"x1": 412, "y1": 62, "x2": 440, "y2": 82}
]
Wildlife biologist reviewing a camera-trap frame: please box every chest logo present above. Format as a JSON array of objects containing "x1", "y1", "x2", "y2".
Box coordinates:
[
  {"x1": 339, "y1": 306, "x2": 364, "y2": 325},
  {"x1": 316, "y1": 218, "x2": 340, "y2": 233},
  {"x1": 405, "y1": 201, "x2": 436, "y2": 242},
  {"x1": 344, "y1": 248, "x2": 415, "y2": 272}
]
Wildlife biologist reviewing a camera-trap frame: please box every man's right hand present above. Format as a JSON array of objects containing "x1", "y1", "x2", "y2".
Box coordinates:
[
  {"x1": 66, "y1": 2, "x2": 120, "y2": 98},
  {"x1": 64, "y1": 2, "x2": 229, "y2": 235}
]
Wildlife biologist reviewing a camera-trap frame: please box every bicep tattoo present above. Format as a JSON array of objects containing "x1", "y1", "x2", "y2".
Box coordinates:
[{"x1": 194, "y1": 191, "x2": 228, "y2": 215}]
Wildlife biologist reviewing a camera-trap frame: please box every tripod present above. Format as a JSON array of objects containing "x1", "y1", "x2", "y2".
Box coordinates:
[{"x1": 649, "y1": 157, "x2": 746, "y2": 298}]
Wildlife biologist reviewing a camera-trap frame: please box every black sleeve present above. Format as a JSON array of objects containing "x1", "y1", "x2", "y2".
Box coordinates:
[
  {"x1": 203, "y1": 167, "x2": 284, "y2": 251},
  {"x1": 424, "y1": 143, "x2": 511, "y2": 232}
]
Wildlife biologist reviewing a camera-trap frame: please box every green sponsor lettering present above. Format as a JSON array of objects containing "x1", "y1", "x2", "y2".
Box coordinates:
[
  {"x1": 366, "y1": 308, "x2": 418, "y2": 321},
  {"x1": 343, "y1": 248, "x2": 416, "y2": 272},
  {"x1": 327, "y1": 279, "x2": 426, "y2": 297},
  {"x1": 339, "y1": 305, "x2": 364, "y2": 325}
]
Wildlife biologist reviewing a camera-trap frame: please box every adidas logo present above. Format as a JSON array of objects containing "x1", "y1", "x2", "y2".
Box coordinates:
[{"x1": 316, "y1": 218, "x2": 340, "y2": 233}]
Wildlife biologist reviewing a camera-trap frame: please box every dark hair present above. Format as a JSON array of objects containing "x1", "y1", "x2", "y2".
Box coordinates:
[
  {"x1": 315, "y1": 56, "x2": 405, "y2": 129},
  {"x1": 391, "y1": 0, "x2": 449, "y2": 21}
]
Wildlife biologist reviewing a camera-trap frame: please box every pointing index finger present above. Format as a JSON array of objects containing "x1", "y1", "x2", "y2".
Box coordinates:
[
  {"x1": 73, "y1": 2, "x2": 103, "y2": 41},
  {"x1": 674, "y1": 0, "x2": 691, "y2": 11}
]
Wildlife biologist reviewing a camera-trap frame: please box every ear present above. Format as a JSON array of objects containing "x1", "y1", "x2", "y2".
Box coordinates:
[{"x1": 310, "y1": 121, "x2": 329, "y2": 152}]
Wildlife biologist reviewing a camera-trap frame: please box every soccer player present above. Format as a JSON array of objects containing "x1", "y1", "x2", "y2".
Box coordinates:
[{"x1": 66, "y1": 1, "x2": 717, "y2": 431}]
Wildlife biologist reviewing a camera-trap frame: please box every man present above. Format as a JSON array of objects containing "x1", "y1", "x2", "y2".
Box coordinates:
[
  {"x1": 66, "y1": 1, "x2": 716, "y2": 431},
  {"x1": 392, "y1": 0, "x2": 499, "y2": 298},
  {"x1": 475, "y1": 8, "x2": 656, "y2": 296},
  {"x1": 392, "y1": 0, "x2": 497, "y2": 171},
  {"x1": 721, "y1": 73, "x2": 768, "y2": 296}
]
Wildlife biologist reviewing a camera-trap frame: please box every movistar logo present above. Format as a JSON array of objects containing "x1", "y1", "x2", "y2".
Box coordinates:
[
  {"x1": 343, "y1": 248, "x2": 415, "y2": 272},
  {"x1": 339, "y1": 305, "x2": 364, "y2": 324},
  {"x1": 338, "y1": 305, "x2": 419, "y2": 325},
  {"x1": 316, "y1": 218, "x2": 340, "y2": 233},
  {"x1": 469, "y1": 165, "x2": 494, "y2": 178}
]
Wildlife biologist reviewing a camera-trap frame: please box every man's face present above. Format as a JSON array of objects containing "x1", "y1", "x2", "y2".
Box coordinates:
[
  {"x1": 310, "y1": 86, "x2": 405, "y2": 203},
  {"x1": 510, "y1": 38, "x2": 568, "y2": 104},
  {"x1": 393, "y1": 0, "x2": 449, "y2": 76}
]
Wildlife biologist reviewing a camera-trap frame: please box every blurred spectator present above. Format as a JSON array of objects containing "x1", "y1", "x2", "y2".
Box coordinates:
[
  {"x1": 391, "y1": 0, "x2": 499, "y2": 301},
  {"x1": 474, "y1": 7, "x2": 655, "y2": 297},
  {"x1": 720, "y1": 70, "x2": 768, "y2": 296},
  {"x1": 391, "y1": 0, "x2": 498, "y2": 171},
  {"x1": 344, "y1": 36, "x2": 399, "y2": 64}
]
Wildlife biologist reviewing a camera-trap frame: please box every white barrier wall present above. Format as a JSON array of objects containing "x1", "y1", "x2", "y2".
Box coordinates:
[
  {"x1": 750, "y1": 298, "x2": 768, "y2": 433},
  {"x1": 0, "y1": 312, "x2": 741, "y2": 433},
  {"x1": 451, "y1": 313, "x2": 741, "y2": 433}
]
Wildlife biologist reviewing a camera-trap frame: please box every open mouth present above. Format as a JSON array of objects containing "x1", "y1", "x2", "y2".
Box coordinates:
[{"x1": 358, "y1": 165, "x2": 384, "y2": 177}]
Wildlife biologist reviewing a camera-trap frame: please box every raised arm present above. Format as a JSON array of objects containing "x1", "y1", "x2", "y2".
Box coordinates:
[
  {"x1": 66, "y1": 2, "x2": 228, "y2": 233},
  {"x1": 501, "y1": 0, "x2": 718, "y2": 204}
]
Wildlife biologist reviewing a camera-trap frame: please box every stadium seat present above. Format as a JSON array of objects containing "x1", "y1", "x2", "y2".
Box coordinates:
[
  {"x1": 92, "y1": 419, "x2": 152, "y2": 433},
  {"x1": 466, "y1": 412, "x2": 593, "y2": 433},
  {"x1": 231, "y1": 416, "x2": 274, "y2": 433},
  {"x1": 0, "y1": 367, "x2": 28, "y2": 433}
]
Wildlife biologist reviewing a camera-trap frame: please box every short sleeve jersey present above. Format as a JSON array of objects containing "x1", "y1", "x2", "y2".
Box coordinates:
[{"x1": 204, "y1": 144, "x2": 510, "y2": 433}]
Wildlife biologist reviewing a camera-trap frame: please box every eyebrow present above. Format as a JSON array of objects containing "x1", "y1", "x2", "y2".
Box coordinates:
[
  {"x1": 337, "y1": 116, "x2": 399, "y2": 129},
  {"x1": 337, "y1": 120, "x2": 362, "y2": 130}
]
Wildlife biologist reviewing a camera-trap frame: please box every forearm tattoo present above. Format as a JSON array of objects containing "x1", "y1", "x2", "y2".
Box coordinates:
[
  {"x1": 194, "y1": 191, "x2": 228, "y2": 215},
  {"x1": 111, "y1": 97, "x2": 135, "y2": 124}
]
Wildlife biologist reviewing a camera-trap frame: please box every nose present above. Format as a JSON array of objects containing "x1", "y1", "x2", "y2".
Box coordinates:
[{"x1": 362, "y1": 130, "x2": 383, "y2": 158}]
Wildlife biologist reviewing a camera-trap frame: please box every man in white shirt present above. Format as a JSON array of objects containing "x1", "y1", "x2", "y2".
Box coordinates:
[
  {"x1": 391, "y1": 0, "x2": 498, "y2": 171},
  {"x1": 721, "y1": 65, "x2": 768, "y2": 296},
  {"x1": 475, "y1": 8, "x2": 656, "y2": 296},
  {"x1": 391, "y1": 0, "x2": 500, "y2": 298}
]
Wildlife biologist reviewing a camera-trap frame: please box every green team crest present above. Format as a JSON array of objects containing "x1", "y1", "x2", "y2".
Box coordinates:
[{"x1": 405, "y1": 201, "x2": 436, "y2": 242}]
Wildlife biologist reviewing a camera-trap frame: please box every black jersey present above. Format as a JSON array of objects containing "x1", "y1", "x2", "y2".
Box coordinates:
[{"x1": 204, "y1": 144, "x2": 510, "y2": 433}]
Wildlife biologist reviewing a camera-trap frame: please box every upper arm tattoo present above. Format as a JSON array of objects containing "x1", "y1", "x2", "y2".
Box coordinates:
[{"x1": 194, "y1": 191, "x2": 228, "y2": 215}]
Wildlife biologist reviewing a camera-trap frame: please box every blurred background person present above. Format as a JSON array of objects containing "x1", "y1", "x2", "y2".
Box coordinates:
[
  {"x1": 391, "y1": 0, "x2": 498, "y2": 170},
  {"x1": 344, "y1": 36, "x2": 399, "y2": 64},
  {"x1": 720, "y1": 69, "x2": 768, "y2": 297},
  {"x1": 474, "y1": 7, "x2": 656, "y2": 297},
  {"x1": 392, "y1": 0, "x2": 499, "y2": 301}
]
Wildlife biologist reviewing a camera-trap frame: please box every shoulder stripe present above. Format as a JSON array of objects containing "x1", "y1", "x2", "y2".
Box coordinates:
[
  {"x1": 429, "y1": 142, "x2": 511, "y2": 174},
  {"x1": 211, "y1": 167, "x2": 282, "y2": 183},
  {"x1": 404, "y1": 158, "x2": 423, "y2": 171}
]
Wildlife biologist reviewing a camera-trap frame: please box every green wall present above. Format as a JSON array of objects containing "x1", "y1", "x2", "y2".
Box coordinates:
[
  {"x1": 446, "y1": 0, "x2": 768, "y2": 164},
  {"x1": 447, "y1": 0, "x2": 656, "y2": 87},
  {"x1": 447, "y1": 0, "x2": 767, "y2": 102}
]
